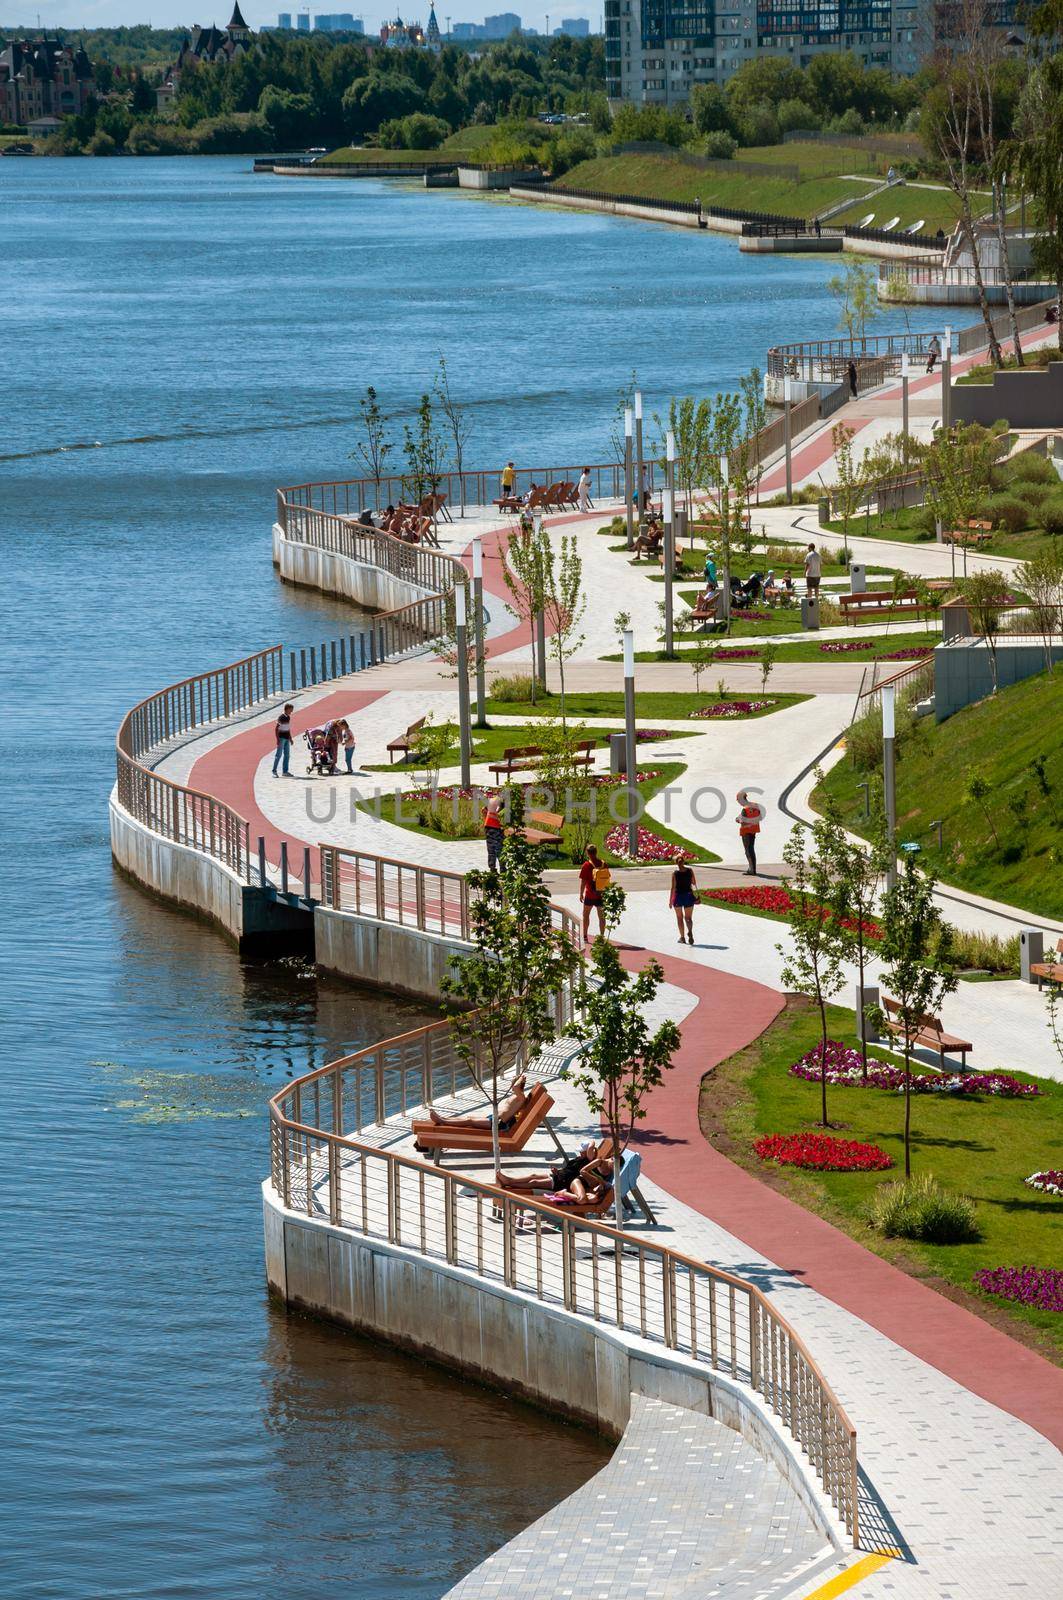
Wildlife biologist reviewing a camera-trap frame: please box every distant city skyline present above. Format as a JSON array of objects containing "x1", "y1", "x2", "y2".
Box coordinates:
[{"x1": 0, "y1": 3, "x2": 599, "y2": 35}]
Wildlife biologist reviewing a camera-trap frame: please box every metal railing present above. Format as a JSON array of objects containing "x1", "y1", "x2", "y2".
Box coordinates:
[
  {"x1": 768, "y1": 331, "x2": 939, "y2": 383},
  {"x1": 855, "y1": 654, "x2": 936, "y2": 718},
  {"x1": 278, "y1": 462, "x2": 648, "y2": 520},
  {"x1": 843, "y1": 222, "x2": 946, "y2": 250},
  {"x1": 267, "y1": 1018, "x2": 859, "y2": 1543},
  {"x1": 955, "y1": 296, "x2": 1058, "y2": 357}
]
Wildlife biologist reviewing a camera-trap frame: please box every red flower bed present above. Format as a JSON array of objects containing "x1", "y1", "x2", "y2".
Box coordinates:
[
  {"x1": 755, "y1": 1132, "x2": 893, "y2": 1171},
  {"x1": 704, "y1": 886, "x2": 881, "y2": 940},
  {"x1": 604, "y1": 824, "x2": 694, "y2": 863},
  {"x1": 713, "y1": 647, "x2": 762, "y2": 660},
  {"x1": 881, "y1": 645, "x2": 934, "y2": 661}
]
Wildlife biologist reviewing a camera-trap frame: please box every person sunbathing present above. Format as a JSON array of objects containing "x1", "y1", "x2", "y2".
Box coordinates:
[
  {"x1": 497, "y1": 1140, "x2": 599, "y2": 1193},
  {"x1": 542, "y1": 1150, "x2": 613, "y2": 1206},
  {"x1": 427, "y1": 1073, "x2": 530, "y2": 1133}
]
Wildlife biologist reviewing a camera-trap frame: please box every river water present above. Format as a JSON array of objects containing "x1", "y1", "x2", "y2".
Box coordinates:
[{"x1": 3, "y1": 156, "x2": 945, "y2": 1599}]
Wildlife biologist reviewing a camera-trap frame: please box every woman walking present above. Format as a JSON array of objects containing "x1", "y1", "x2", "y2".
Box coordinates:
[
  {"x1": 670, "y1": 860, "x2": 698, "y2": 944},
  {"x1": 579, "y1": 844, "x2": 610, "y2": 946}
]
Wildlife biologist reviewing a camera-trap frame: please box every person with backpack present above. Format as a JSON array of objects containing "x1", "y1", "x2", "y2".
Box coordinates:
[{"x1": 579, "y1": 844, "x2": 611, "y2": 946}]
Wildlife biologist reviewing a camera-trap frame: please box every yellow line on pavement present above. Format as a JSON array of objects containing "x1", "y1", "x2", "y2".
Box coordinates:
[{"x1": 799, "y1": 1552, "x2": 894, "y2": 1600}]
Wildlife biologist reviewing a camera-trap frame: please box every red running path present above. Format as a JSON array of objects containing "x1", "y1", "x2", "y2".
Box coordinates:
[{"x1": 618, "y1": 944, "x2": 1063, "y2": 1453}]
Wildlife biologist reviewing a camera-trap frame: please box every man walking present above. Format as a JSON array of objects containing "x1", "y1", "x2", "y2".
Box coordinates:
[
  {"x1": 577, "y1": 466, "x2": 593, "y2": 513},
  {"x1": 925, "y1": 335, "x2": 940, "y2": 375},
  {"x1": 273, "y1": 703, "x2": 294, "y2": 776},
  {"x1": 736, "y1": 790, "x2": 762, "y2": 877},
  {"x1": 803, "y1": 542, "x2": 822, "y2": 597}
]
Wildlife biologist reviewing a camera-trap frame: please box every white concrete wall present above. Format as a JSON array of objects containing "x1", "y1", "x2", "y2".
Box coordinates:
[
  {"x1": 314, "y1": 904, "x2": 466, "y2": 998},
  {"x1": 263, "y1": 1184, "x2": 844, "y2": 1550},
  {"x1": 272, "y1": 522, "x2": 434, "y2": 614},
  {"x1": 510, "y1": 186, "x2": 704, "y2": 231}
]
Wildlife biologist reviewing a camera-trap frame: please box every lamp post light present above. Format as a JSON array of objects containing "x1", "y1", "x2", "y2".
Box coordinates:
[
  {"x1": 901, "y1": 352, "x2": 910, "y2": 461},
  {"x1": 634, "y1": 390, "x2": 644, "y2": 530},
  {"x1": 719, "y1": 452, "x2": 731, "y2": 625},
  {"x1": 624, "y1": 406, "x2": 634, "y2": 551},
  {"x1": 783, "y1": 374, "x2": 793, "y2": 502},
  {"x1": 623, "y1": 629, "x2": 638, "y2": 860},
  {"x1": 941, "y1": 324, "x2": 952, "y2": 430},
  {"x1": 663, "y1": 429, "x2": 676, "y2": 658},
  {"x1": 882, "y1": 683, "x2": 897, "y2": 892},
  {"x1": 454, "y1": 581, "x2": 472, "y2": 791},
  {"x1": 472, "y1": 537, "x2": 487, "y2": 728}
]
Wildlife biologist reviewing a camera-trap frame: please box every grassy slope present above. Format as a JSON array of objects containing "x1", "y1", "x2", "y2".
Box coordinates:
[
  {"x1": 483, "y1": 690, "x2": 808, "y2": 720},
  {"x1": 553, "y1": 152, "x2": 861, "y2": 215},
  {"x1": 320, "y1": 125, "x2": 538, "y2": 164},
  {"x1": 827, "y1": 184, "x2": 963, "y2": 233},
  {"x1": 707, "y1": 997, "x2": 1063, "y2": 1357},
  {"x1": 822, "y1": 508, "x2": 1059, "y2": 564},
  {"x1": 814, "y1": 670, "x2": 1063, "y2": 918}
]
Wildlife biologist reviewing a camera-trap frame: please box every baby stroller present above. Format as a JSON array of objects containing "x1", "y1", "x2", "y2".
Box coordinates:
[{"x1": 304, "y1": 725, "x2": 338, "y2": 776}]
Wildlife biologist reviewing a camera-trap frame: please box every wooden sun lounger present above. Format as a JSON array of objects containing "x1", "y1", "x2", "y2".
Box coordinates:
[
  {"x1": 537, "y1": 1149, "x2": 657, "y2": 1224},
  {"x1": 882, "y1": 997, "x2": 973, "y2": 1069},
  {"x1": 410, "y1": 1082, "x2": 562, "y2": 1163}
]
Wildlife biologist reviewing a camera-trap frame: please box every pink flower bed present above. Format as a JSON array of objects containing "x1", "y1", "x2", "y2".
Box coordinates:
[
  {"x1": 604, "y1": 824, "x2": 695, "y2": 863},
  {"x1": 819, "y1": 640, "x2": 875, "y2": 654},
  {"x1": 731, "y1": 608, "x2": 772, "y2": 621},
  {"x1": 973, "y1": 1266, "x2": 1063, "y2": 1312},
  {"x1": 881, "y1": 645, "x2": 935, "y2": 661},
  {"x1": 689, "y1": 700, "x2": 774, "y2": 719},
  {"x1": 594, "y1": 770, "x2": 661, "y2": 787},
  {"x1": 754, "y1": 1132, "x2": 893, "y2": 1172},
  {"x1": 713, "y1": 647, "x2": 762, "y2": 660},
  {"x1": 788, "y1": 1041, "x2": 1041, "y2": 1098},
  {"x1": 635, "y1": 728, "x2": 674, "y2": 742},
  {"x1": 1025, "y1": 1170, "x2": 1063, "y2": 1196}
]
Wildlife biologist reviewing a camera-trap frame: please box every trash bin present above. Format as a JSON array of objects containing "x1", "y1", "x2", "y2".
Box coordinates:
[
  {"x1": 850, "y1": 563, "x2": 867, "y2": 594},
  {"x1": 801, "y1": 595, "x2": 820, "y2": 631},
  {"x1": 817, "y1": 497, "x2": 831, "y2": 528},
  {"x1": 609, "y1": 731, "x2": 627, "y2": 776}
]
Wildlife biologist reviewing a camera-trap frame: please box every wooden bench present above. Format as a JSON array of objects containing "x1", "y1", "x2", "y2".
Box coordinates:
[
  {"x1": 882, "y1": 998, "x2": 973, "y2": 1069},
  {"x1": 507, "y1": 808, "x2": 565, "y2": 853},
  {"x1": 1031, "y1": 938, "x2": 1063, "y2": 990},
  {"x1": 942, "y1": 528, "x2": 992, "y2": 547},
  {"x1": 387, "y1": 716, "x2": 426, "y2": 764},
  {"x1": 839, "y1": 590, "x2": 929, "y2": 623},
  {"x1": 410, "y1": 1082, "x2": 559, "y2": 1163},
  {"x1": 488, "y1": 741, "x2": 595, "y2": 782}
]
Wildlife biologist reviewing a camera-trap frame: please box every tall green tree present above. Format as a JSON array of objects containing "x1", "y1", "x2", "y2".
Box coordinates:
[
  {"x1": 820, "y1": 800, "x2": 890, "y2": 1081},
  {"x1": 778, "y1": 822, "x2": 849, "y2": 1127},
  {"x1": 402, "y1": 391, "x2": 447, "y2": 505}
]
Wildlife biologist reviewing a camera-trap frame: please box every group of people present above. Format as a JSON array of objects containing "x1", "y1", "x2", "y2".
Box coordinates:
[
  {"x1": 357, "y1": 505, "x2": 433, "y2": 544},
  {"x1": 499, "y1": 463, "x2": 594, "y2": 515},
  {"x1": 272, "y1": 705, "x2": 357, "y2": 776}
]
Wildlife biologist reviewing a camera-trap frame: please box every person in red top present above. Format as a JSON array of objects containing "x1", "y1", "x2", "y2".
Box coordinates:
[
  {"x1": 736, "y1": 789, "x2": 762, "y2": 876},
  {"x1": 579, "y1": 844, "x2": 609, "y2": 946},
  {"x1": 483, "y1": 793, "x2": 504, "y2": 871}
]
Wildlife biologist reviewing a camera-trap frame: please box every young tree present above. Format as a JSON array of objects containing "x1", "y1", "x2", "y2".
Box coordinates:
[
  {"x1": 535, "y1": 716, "x2": 597, "y2": 862},
  {"x1": 434, "y1": 354, "x2": 471, "y2": 515},
  {"x1": 963, "y1": 769, "x2": 999, "y2": 846},
  {"x1": 503, "y1": 521, "x2": 550, "y2": 702},
  {"x1": 962, "y1": 567, "x2": 1008, "y2": 693},
  {"x1": 778, "y1": 823, "x2": 849, "y2": 1127},
  {"x1": 690, "y1": 634, "x2": 718, "y2": 698},
  {"x1": 402, "y1": 391, "x2": 447, "y2": 506},
  {"x1": 350, "y1": 384, "x2": 394, "y2": 498},
  {"x1": 1005, "y1": 54, "x2": 1063, "y2": 354},
  {"x1": 608, "y1": 369, "x2": 639, "y2": 464},
  {"x1": 820, "y1": 802, "x2": 891, "y2": 1081},
  {"x1": 830, "y1": 423, "x2": 867, "y2": 560},
  {"x1": 826, "y1": 260, "x2": 878, "y2": 351},
  {"x1": 1016, "y1": 547, "x2": 1063, "y2": 675},
  {"x1": 656, "y1": 394, "x2": 711, "y2": 523},
  {"x1": 567, "y1": 940, "x2": 681, "y2": 1231},
  {"x1": 877, "y1": 858, "x2": 958, "y2": 1178},
  {"x1": 540, "y1": 530, "x2": 587, "y2": 727},
  {"x1": 440, "y1": 795, "x2": 582, "y2": 1171},
  {"x1": 739, "y1": 367, "x2": 768, "y2": 504},
  {"x1": 759, "y1": 639, "x2": 779, "y2": 698}
]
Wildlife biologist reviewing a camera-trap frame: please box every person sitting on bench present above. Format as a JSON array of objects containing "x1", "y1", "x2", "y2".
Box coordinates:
[
  {"x1": 497, "y1": 1140, "x2": 599, "y2": 1193},
  {"x1": 633, "y1": 517, "x2": 663, "y2": 561},
  {"x1": 426, "y1": 1072, "x2": 530, "y2": 1133}
]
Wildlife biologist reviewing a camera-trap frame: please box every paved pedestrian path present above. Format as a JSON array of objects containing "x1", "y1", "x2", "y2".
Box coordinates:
[{"x1": 443, "y1": 1395, "x2": 834, "y2": 1600}]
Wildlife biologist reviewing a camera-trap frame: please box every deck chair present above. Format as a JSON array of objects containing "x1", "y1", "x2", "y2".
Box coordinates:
[{"x1": 410, "y1": 1082, "x2": 565, "y2": 1164}]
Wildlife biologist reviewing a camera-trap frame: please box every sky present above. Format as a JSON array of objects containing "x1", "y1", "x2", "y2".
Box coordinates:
[{"x1": 2, "y1": 3, "x2": 600, "y2": 34}]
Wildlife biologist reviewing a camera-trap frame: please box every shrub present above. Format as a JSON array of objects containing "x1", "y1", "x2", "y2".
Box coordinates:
[
  {"x1": 86, "y1": 129, "x2": 117, "y2": 156},
  {"x1": 1001, "y1": 451, "x2": 1057, "y2": 486},
  {"x1": 934, "y1": 926, "x2": 1019, "y2": 974},
  {"x1": 377, "y1": 112, "x2": 449, "y2": 150},
  {"x1": 1009, "y1": 481, "x2": 1052, "y2": 510},
  {"x1": 1040, "y1": 497, "x2": 1063, "y2": 536},
  {"x1": 490, "y1": 673, "x2": 545, "y2": 703},
  {"x1": 869, "y1": 1174, "x2": 980, "y2": 1243},
  {"x1": 703, "y1": 128, "x2": 739, "y2": 158},
  {"x1": 980, "y1": 494, "x2": 1028, "y2": 535}
]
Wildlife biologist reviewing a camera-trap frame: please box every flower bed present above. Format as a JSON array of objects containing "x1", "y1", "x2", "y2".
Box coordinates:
[
  {"x1": 731, "y1": 608, "x2": 772, "y2": 621},
  {"x1": 704, "y1": 886, "x2": 881, "y2": 940},
  {"x1": 1025, "y1": 1170, "x2": 1063, "y2": 1196},
  {"x1": 689, "y1": 700, "x2": 774, "y2": 719},
  {"x1": 973, "y1": 1266, "x2": 1063, "y2": 1312},
  {"x1": 594, "y1": 769, "x2": 661, "y2": 787},
  {"x1": 604, "y1": 823, "x2": 695, "y2": 863},
  {"x1": 819, "y1": 640, "x2": 875, "y2": 654},
  {"x1": 635, "y1": 728, "x2": 675, "y2": 742},
  {"x1": 754, "y1": 1132, "x2": 893, "y2": 1171},
  {"x1": 788, "y1": 1041, "x2": 1042, "y2": 1098},
  {"x1": 881, "y1": 645, "x2": 935, "y2": 661},
  {"x1": 713, "y1": 647, "x2": 762, "y2": 660}
]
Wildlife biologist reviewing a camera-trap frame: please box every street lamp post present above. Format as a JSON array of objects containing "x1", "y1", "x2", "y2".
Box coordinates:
[
  {"x1": 719, "y1": 452, "x2": 731, "y2": 625},
  {"x1": 663, "y1": 429, "x2": 676, "y2": 658},
  {"x1": 634, "y1": 390, "x2": 644, "y2": 531},
  {"x1": 783, "y1": 375, "x2": 793, "y2": 502},
  {"x1": 624, "y1": 406, "x2": 634, "y2": 551},
  {"x1": 941, "y1": 324, "x2": 952, "y2": 431},
  {"x1": 901, "y1": 352, "x2": 910, "y2": 461},
  {"x1": 472, "y1": 537, "x2": 487, "y2": 728},
  {"x1": 623, "y1": 629, "x2": 638, "y2": 860},
  {"x1": 883, "y1": 683, "x2": 897, "y2": 892},
  {"x1": 455, "y1": 581, "x2": 472, "y2": 791}
]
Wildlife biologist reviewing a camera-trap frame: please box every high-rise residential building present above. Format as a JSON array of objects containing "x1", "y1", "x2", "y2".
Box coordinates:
[
  {"x1": 313, "y1": 12, "x2": 364, "y2": 27},
  {"x1": 482, "y1": 11, "x2": 521, "y2": 35},
  {"x1": 605, "y1": 0, "x2": 919, "y2": 102},
  {"x1": 452, "y1": 20, "x2": 483, "y2": 33},
  {"x1": 296, "y1": 10, "x2": 310, "y2": 27},
  {"x1": 558, "y1": 15, "x2": 590, "y2": 30},
  {"x1": 277, "y1": 11, "x2": 292, "y2": 24}
]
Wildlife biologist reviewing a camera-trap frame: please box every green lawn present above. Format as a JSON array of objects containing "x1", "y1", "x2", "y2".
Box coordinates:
[
  {"x1": 617, "y1": 631, "x2": 940, "y2": 666},
  {"x1": 363, "y1": 720, "x2": 705, "y2": 771},
  {"x1": 484, "y1": 690, "x2": 809, "y2": 721},
  {"x1": 321, "y1": 124, "x2": 540, "y2": 165},
  {"x1": 706, "y1": 997, "x2": 1063, "y2": 1357},
  {"x1": 358, "y1": 760, "x2": 720, "y2": 866},
  {"x1": 826, "y1": 183, "x2": 964, "y2": 234},
  {"x1": 822, "y1": 508, "x2": 1059, "y2": 564},
  {"x1": 814, "y1": 669, "x2": 1063, "y2": 920},
  {"x1": 553, "y1": 152, "x2": 866, "y2": 217}
]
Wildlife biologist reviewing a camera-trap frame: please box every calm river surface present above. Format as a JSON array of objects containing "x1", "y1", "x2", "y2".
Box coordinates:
[{"x1": 2, "y1": 156, "x2": 945, "y2": 1599}]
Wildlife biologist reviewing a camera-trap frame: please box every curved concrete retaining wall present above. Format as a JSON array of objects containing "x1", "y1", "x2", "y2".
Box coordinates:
[
  {"x1": 510, "y1": 185, "x2": 705, "y2": 231},
  {"x1": 272, "y1": 522, "x2": 434, "y2": 613},
  {"x1": 314, "y1": 903, "x2": 465, "y2": 998},
  {"x1": 264, "y1": 1186, "x2": 843, "y2": 1551}
]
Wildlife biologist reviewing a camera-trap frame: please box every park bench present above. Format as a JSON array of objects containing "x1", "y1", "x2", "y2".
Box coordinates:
[
  {"x1": 838, "y1": 590, "x2": 929, "y2": 623},
  {"x1": 881, "y1": 998, "x2": 973, "y2": 1069},
  {"x1": 410, "y1": 1082, "x2": 560, "y2": 1163},
  {"x1": 1031, "y1": 938, "x2": 1063, "y2": 990},
  {"x1": 494, "y1": 488, "x2": 521, "y2": 512},
  {"x1": 507, "y1": 808, "x2": 565, "y2": 853},
  {"x1": 387, "y1": 716, "x2": 427, "y2": 764},
  {"x1": 942, "y1": 528, "x2": 992, "y2": 547},
  {"x1": 488, "y1": 741, "x2": 595, "y2": 781}
]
